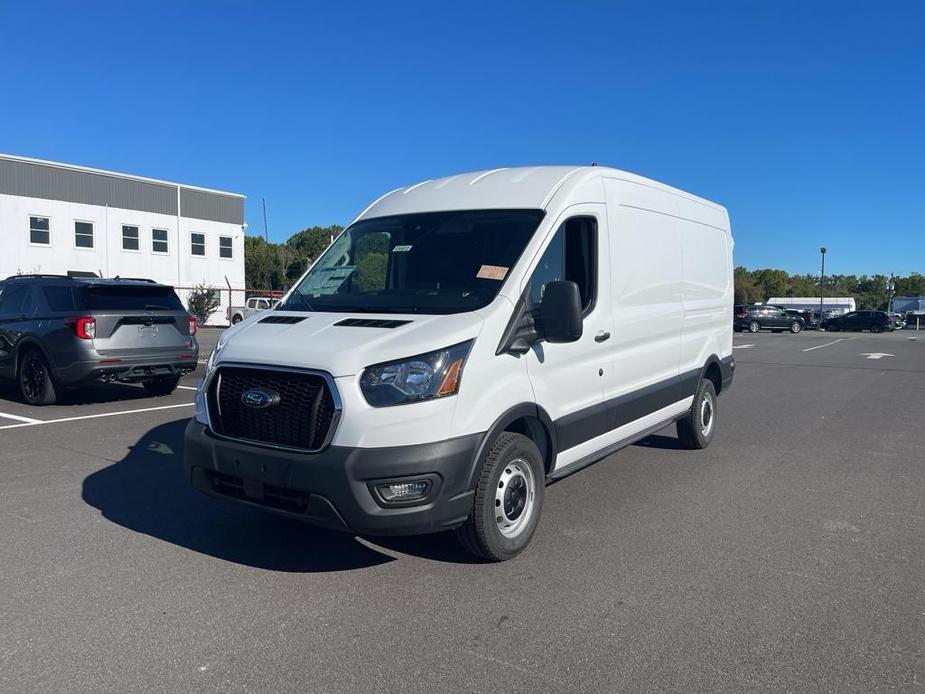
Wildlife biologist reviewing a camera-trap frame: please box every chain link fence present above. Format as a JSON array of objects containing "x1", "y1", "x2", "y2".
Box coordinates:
[{"x1": 175, "y1": 286, "x2": 285, "y2": 327}]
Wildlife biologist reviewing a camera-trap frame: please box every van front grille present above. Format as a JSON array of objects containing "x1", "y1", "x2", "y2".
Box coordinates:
[{"x1": 207, "y1": 366, "x2": 337, "y2": 451}]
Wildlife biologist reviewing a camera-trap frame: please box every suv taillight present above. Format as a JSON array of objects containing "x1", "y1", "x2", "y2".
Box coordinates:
[
  {"x1": 66, "y1": 316, "x2": 96, "y2": 339},
  {"x1": 736, "y1": 310, "x2": 748, "y2": 318},
  {"x1": 189, "y1": 315, "x2": 198, "y2": 336}
]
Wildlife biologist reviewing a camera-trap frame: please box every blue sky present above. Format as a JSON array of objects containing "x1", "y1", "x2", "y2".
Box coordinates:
[{"x1": 1, "y1": 1, "x2": 922, "y2": 276}]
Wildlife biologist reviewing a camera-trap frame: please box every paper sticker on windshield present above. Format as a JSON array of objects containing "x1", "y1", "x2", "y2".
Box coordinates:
[
  {"x1": 392, "y1": 244, "x2": 413, "y2": 253},
  {"x1": 477, "y1": 265, "x2": 508, "y2": 281}
]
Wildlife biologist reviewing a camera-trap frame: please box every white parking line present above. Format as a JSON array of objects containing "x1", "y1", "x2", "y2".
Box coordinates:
[
  {"x1": 0, "y1": 402, "x2": 194, "y2": 431},
  {"x1": 803, "y1": 337, "x2": 856, "y2": 352},
  {"x1": 0, "y1": 411, "x2": 42, "y2": 424},
  {"x1": 177, "y1": 385, "x2": 199, "y2": 391}
]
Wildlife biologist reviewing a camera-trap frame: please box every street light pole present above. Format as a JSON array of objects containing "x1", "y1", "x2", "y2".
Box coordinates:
[
  {"x1": 819, "y1": 247, "x2": 827, "y2": 325},
  {"x1": 262, "y1": 198, "x2": 271, "y2": 291}
]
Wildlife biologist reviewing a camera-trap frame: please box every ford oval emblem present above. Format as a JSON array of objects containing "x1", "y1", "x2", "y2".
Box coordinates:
[{"x1": 241, "y1": 389, "x2": 278, "y2": 410}]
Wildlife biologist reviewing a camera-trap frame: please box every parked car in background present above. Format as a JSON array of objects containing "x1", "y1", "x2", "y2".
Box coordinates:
[
  {"x1": 778, "y1": 307, "x2": 817, "y2": 329},
  {"x1": 734, "y1": 305, "x2": 805, "y2": 333},
  {"x1": 888, "y1": 313, "x2": 906, "y2": 330},
  {"x1": 822, "y1": 310, "x2": 894, "y2": 333},
  {"x1": 228, "y1": 296, "x2": 281, "y2": 324},
  {"x1": 0, "y1": 275, "x2": 198, "y2": 405}
]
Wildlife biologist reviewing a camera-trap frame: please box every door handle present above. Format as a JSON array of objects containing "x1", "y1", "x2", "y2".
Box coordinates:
[{"x1": 594, "y1": 331, "x2": 611, "y2": 343}]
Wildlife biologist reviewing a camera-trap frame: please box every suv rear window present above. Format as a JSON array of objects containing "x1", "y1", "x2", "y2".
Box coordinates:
[
  {"x1": 79, "y1": 285, "x2": 185, "y2": 311},
  {"x1": 43, "y1": 286, "x2": 78, "y2": 312}
]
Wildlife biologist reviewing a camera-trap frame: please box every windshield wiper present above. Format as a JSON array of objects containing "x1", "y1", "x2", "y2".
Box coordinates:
[{"x1": 288, "y1": 293, "x2": 313, "y2": 312}]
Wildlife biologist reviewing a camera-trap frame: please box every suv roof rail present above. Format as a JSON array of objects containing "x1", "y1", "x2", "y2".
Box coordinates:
[
  {"x1": 5, "y1": 273, "x2": 72, "y2": 280},
  {"x1": 108, "y1": 276, "x2": 157, "y2": 283}
]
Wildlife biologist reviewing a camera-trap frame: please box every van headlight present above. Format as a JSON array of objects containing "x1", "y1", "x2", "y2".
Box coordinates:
[{"x1": 360, "y1": 340, "x2": 473, "y2": 407}]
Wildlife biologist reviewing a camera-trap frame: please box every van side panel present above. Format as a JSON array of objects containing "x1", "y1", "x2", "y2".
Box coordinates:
[
  {"x1": 677, "y1": 198, "x2": 733, "y2": 380},
  {"x1": 553, "y1": 178, "x2": 685, "y2": 470},
  {"x1": 603, "y1": 178, "x2": 682, "y2": 399}
]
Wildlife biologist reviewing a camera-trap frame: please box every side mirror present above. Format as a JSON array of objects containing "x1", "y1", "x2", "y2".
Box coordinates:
[{"x1": 537, "y1": 280, "x2": 583, "y2": 343}]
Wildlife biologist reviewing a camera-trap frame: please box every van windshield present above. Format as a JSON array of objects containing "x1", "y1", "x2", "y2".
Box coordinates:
[{"x1": 281, "y1": 209, "x2": 544, "y2": 314}]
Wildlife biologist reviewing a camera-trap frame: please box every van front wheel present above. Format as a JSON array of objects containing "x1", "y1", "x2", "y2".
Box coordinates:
[
  {"x1": 456, "y1": 432, "x2": 545, "y2": 562},
  {"x1": 676, "y1": 378, "x2": 717, "y2": 450}
]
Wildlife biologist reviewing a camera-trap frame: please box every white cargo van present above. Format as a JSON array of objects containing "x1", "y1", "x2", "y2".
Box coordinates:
[{"x1": 186, "y1": 166, "x2": 734, "y2": 561}]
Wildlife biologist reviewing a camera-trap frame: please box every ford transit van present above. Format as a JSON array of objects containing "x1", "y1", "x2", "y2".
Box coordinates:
[{"x1": 185, "y1": 166, "x2": 734, "y2": 561}]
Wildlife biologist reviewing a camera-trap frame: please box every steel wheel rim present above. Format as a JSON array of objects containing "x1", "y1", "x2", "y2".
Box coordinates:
[
  {"x1": 495, "y1": 458, "x2": 536, "y2": 539},
  {"x1": 700, "y1": 392, "x2": 715, "y2": 438},
  {"x1": 749, "y1": 322, "x2": 759, "y2": 333},
  {"x1": 21, "y1": 355, "x2": 45, "y2": 401}
]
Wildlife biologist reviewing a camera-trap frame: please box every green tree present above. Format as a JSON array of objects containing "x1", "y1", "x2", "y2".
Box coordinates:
[
  {"x1": 733, "y1": 266, "x2": 763, "y2": 304},
  {"x1": 752, "y1": 268, "x2": 789, "y2": 299},
  {"x1": 186, "y1": 284, "x2": 220, "y2": 324},
  {"x1": 287, "y1": 225, "x2": 343, "y2": 261},
  {"x1": 895, "y1": 272, "x2": 925, "y2": 297}
]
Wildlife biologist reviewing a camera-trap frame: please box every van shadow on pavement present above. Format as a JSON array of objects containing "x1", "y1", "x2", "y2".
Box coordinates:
[{"x1": 81, "y1": 418, "x2": 410, "y2": 572}]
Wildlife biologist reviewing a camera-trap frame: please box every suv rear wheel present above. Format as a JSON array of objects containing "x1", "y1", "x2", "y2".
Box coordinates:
[
  {"x1": 870, "y1": 323, "x2": 883, "y2": 334},
  {"x1": 18, "y1": 349, "x2": 58, "y2": 406},
  {"x1": 748, "y1": 320, "x2": 760, "y2": 333},
  {"x1": 790, "y1": 321, "x2": 803, "y2": 333},
  {"x1": 142, "y1": 375, "x2": 181, "y2": 396},
  {"x1": 456, "y1": 432, "x2": 545, "y2": 562}
]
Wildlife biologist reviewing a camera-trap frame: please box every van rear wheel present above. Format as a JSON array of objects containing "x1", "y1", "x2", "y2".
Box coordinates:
[
  {"x1": 456, "y1": 432, "x2": 545, "y2": 562},
  {"x1": 677, "y1": 378, "x2": 717, "y2": 450}
]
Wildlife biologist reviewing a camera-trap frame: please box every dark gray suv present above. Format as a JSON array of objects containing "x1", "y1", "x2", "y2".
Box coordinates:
[{"x1": 0, "y1": 275, "x2": 199, "y2": 405}]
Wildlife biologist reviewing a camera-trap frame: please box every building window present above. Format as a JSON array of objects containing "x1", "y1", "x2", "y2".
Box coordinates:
[
  {"x1": 30, "y1": 216, "x2": 50, "y2": 245},
  {"x1": 75, "y1": 221, "x2": 94, "y2": 248},
  {"x1": 191, "y1": 232, "x2": 206, "y2": 256},
  {"x1": 122, "y1": 225, "x2": 140, "y2": 251},
  {"x1": 219, "y1": 236, "x2": 233, "y2": 259},
  {"x1": 152, "y1": 228, "x2": 169, "y2": 254}
]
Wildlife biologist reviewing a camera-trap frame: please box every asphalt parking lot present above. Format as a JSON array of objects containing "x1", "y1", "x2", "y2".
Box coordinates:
[{"x1": 2, "y1": 328, "x2": 924, "y2": 693}]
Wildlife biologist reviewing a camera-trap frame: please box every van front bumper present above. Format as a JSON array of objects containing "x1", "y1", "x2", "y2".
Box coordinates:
[{"x1": 183, "y1": 421, "x2": 483, "y2": 536}]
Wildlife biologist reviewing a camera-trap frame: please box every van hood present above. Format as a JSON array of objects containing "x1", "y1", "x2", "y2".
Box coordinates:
[{"x1": 214, "y1": 311, "x2": 486, "y2": 377}]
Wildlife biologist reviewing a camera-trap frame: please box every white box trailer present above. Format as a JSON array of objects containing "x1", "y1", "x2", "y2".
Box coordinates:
[{"x1": 767, "y1": 296, "x2": 856, "y2": 315}]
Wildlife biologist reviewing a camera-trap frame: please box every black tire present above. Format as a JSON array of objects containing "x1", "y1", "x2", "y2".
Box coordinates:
[
  {"x1": 142, "y1": 375, "x2": 181, "y2": 396},
  {"x1": 748, "y1": 321, "x2": 760, "y2": 333},
  {"x1": 790, "y1": 321, "x2": 803, "y2": 334},
  {"x1": 231, "y1": 315, "x2": 243, "y2": 325},
  {"x1": 456, "y1": 432, "x2": 545, "y2": 562},
  {"x1": 870, "y1": 324, "x2": 882, "y2": 334},
  {"x1": 18, "y1": 349, "x2": 58, "y2": 406},
  {"x1": 827, "y1": 324, "x2": 838, "y2": 332},
  {"x1": 676, "y1": 378, "x2": 717, "y2": 450}
]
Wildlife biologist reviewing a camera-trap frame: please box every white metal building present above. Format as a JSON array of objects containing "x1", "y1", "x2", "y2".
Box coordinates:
[{"x1": 0, "y1": 153, "x2": 245, "y2": 324}]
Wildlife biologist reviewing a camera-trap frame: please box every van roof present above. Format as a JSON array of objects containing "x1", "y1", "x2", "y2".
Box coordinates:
[{"x1": 355, "y1": 165, "x2": 725, "y2": 221}]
